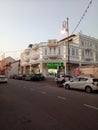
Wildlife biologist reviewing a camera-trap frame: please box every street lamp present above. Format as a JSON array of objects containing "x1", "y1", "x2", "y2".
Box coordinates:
[{"x1": 61, "y1": 17, "x2": 70, "y2": 77}]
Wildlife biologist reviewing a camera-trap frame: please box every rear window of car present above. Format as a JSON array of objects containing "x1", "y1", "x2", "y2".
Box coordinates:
[{"x1": 93, "y1": 79, "x2": 98, "y2": 82}]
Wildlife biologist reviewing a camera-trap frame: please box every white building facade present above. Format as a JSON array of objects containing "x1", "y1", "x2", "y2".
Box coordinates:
[
  {"x1": 20, "y1": 33, "x2": 98, "y2": 77},
  {"x1": 10, "y1": 60, "x2": 20, "y2": 76}
]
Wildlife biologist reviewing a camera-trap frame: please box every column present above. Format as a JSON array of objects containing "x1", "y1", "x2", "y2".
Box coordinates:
[
  {"x1": 40, "y1": 62, "x2": 43, "y2": 74},
  {"x1": 23, "y1": 66, "x2": 26, "y2": 74},
  {"x1": 63, "y1": 61, "x2": 66, "y2": 74},
  {"x1": 29, "y1": 64, "x2": 32, "y2": 74}
]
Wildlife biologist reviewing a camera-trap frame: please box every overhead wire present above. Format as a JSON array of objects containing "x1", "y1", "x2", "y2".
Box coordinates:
[{"x1": 71, "y1": 0, "x2": 93, "y2": 34}]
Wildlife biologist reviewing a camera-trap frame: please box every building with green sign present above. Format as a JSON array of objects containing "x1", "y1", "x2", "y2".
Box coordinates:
[{"x1": 20, "y1": 33, "x2": 98, "y2": 77}]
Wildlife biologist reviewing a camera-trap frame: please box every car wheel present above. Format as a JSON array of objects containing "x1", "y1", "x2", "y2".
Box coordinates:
[
  {"x1": 65, "y1": 84, "x2": 70, "y2": 89},
  {"x1": 85, "y1": 86, "x2": 92, "y2": 93}
]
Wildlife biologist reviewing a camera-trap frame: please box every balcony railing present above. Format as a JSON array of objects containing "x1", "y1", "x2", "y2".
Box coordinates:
[
  {"x1": 85, "y1": 46, "x2": 92, "y2": 50},
  {"x1": 84, "y1": 56, "x2": 93, "y2": 61},
  {"x1": 44, "y1": 53, "x2": 59, "y2": 58}
]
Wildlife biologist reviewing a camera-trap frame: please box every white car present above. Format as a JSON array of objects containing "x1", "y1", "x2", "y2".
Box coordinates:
[
  {"x1": 0, "y1": 75, "x2": 8, "y2": 83},
  {"x1": 63, "y1": 76, "x2": 98, "y2": 93}
]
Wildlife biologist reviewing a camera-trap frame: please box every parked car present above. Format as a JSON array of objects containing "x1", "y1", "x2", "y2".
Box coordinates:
[
  {"x1": 10, "y1": 74, "x2": 18, "y2": 79},
  {"x1": 63, "y1": 76, "x2": 98, "y2": 93},
  {"x1": 25, "y1": 74, "x2": 34, "y2": 81},
  {"x1": 21, "y1": 74, "x2": 27, "y2": 80},
  {"x1": 15, "y1": 74, "x2": 23, "y2": 80},
  {"x1": 0, "y1": 75, "x2": 8, "y2": 83},
  {"x1": 31, "y1": 74, "x2": 45, "y2": 81}
]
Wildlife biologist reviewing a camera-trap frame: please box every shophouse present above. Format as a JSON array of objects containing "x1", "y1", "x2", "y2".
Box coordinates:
[{"x1": 20, "y1": 33, "x2": 98, "y2": 77}]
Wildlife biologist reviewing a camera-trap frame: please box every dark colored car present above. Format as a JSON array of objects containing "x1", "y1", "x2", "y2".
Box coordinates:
[
  {"x1": 21, "y1": 74, "x2": 27, "y2": 80},
  {"x1": 25, "y1": 74, "x2": 34, "y2": 81},
  {"x1": 31, "y1": 74, "x2": 45, "y2": 81}
]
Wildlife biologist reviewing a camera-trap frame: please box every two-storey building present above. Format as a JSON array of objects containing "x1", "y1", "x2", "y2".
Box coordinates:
[{"x1": 20, "y1": 33, "x2": 98, "y2": 77}]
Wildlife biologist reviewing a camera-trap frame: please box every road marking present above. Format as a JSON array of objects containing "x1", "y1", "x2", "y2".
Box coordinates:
[
  {"x1": 40, "y1": 91, "x2": 47, "y2": 94},
  {"x1": 57, "y1": 96, "x2": 66, "y2": 100},
  {"x1": 84, "y1": 104, "x2": 98, "y2": 110}
]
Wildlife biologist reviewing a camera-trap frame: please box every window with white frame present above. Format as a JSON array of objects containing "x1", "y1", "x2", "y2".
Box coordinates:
[
  {"x1": 58, "y1": 47, "x2": 60, "y2": 54},
  {"x1": 96, "y1": 53, "x2": 98, "y2": 61},
  {"x1": 49, "y1": 48, "x2": 51, "y2": 53},
  {"x1": 54, "y1": 48, "x2": 56, "y2": 54},
  {"x1": 72, "y1": 48, "x2": 75, "y2": 56},
  {"x1": 81, "y1": 50, "x2": 84, "y2": 57},
  {"x1": 45, "y1": 48, "x2": 47, "y2": 55},
  {"x1": 76, "y1": 48, "x2": 78, "y2": 56},
  {"x1": 81, "y1": 41, "x2": 84, "y2": 47}
]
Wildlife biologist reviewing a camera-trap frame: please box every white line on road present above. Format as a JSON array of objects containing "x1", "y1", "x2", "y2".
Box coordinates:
[
  {"x1": 84, "y1": 104, "x2": 98, "y2": 110},
  {"x1": 57, "y1": 96, "x2": 66, "y2": 100},
  {"x1": 40, "y1": 91, "x2": 47, "y2": 94}
]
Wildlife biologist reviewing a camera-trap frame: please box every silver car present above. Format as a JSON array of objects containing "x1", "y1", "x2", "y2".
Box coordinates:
[
  {"x1": 63, "y1": 76, "x2": 98, "y2": 93},
  {"x1": 0, "y1": 75, "x2": 8, "y2": 83}
]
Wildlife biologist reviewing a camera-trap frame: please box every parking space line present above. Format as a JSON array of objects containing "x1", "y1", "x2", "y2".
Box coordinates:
[
  {"x1": 57, "y1": 96, "x2": 66, "y2": 100},
  {"x1": 84, "y1": 104, "x2": 98, "y2": 110}
]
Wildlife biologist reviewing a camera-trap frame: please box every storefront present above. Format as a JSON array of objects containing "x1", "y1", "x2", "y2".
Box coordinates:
[{"x1": 45, "y1": 62, "x2": 63, "y2": 76}]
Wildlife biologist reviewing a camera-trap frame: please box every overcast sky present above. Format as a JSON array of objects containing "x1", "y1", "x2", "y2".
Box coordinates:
[{"x1": 0, "y1": 0, "x2": 98, "y2": 59}]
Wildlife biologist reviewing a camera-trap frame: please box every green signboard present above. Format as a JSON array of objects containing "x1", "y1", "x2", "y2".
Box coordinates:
[{"x1": 46, "y1": 63, "x2": 62, "y2": 67}]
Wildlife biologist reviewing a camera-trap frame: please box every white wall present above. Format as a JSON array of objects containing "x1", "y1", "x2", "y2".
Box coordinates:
[{"x1": 10, "y1": 61, "x2": 19, "y2": 75}]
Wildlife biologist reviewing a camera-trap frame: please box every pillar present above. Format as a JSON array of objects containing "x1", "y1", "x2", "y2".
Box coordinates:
[
  {"x1": 63, "y1": 61, "x2": 66, "y2": 74},
  {"x1": 40, "y1": 62, "x2": 43, "y2": 74}
]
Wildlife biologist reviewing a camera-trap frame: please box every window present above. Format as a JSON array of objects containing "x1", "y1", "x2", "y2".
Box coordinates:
[
  {"x1": 49, "y1": 48, "x2": 51, "y2": 53},
  {"x1": 73, "y1": 78, "x2": 80, "y2": 82},
  {"x1": 76, "y1": 49, "x2": 78, "y2": 56},
  {"x1": 96, "y1": 53, "x2": 98, "y2": 61},
  {"x1": 58, "y1": 47, "x2": 60, "y2": 54},
  {"x1": 81, "y1": 41, "x2": 84, "y2": 46},
  {"x1": 81, "y1": 50, "x2": 84, "y2": 57},
  {"x1": 90, "y1": 51, "x2": 93, "y2": 57},
  {"x1": 80, "y1": 78, "x2": 88, "y2": 81},
  {"x1": 45, "y1": 48, "x2": 47, "y2": 55},
  {"x1": 54, "y1": 48, "x2": 56, "y2": 53},
  {"x1": 72, "y1": 48, "x2": 75, "y2": 55}
]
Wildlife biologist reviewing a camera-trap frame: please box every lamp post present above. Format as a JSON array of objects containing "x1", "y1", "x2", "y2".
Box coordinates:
[{"x1": 61, "y1": 17, "x2": 70, "y2": 77}]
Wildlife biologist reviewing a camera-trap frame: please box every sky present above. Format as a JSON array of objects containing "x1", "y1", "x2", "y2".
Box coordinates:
[{"x1": 0, "y1": 0, "x2": 98, "y2": 59}]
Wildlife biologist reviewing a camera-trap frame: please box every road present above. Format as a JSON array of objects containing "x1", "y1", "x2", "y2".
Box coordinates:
[{"x1": 0, "y1": 79, "x2": 98, "y2": 130}]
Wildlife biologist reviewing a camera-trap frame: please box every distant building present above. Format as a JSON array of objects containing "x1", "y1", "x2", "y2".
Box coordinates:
[
  {"x1": 20, "y1": 33, "x2": 98, "y2": 77},
  {"x1": 9, "y1": 60, "x2": 20, "y2": 76},
  {"x1": 0, "y1": 56, "x2": 15, "y2": 75}
]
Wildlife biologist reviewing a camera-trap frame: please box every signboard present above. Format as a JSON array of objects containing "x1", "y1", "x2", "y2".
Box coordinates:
[
  {"x1": 73, "y1": 68, "x2": 81, "y2": 76},
  {"x1": 46, "y1": 63, "x2": 62, "y2": 67}
]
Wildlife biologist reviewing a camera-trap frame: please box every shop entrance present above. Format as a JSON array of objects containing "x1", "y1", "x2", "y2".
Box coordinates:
[{"x1": 46, "y1": 62, "x2": 63, "y2": 77}]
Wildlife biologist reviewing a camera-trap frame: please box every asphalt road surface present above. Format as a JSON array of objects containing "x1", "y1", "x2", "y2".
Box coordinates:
[{"x1": 0, "y1": 79, "x2": 98, "y2": 130}]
